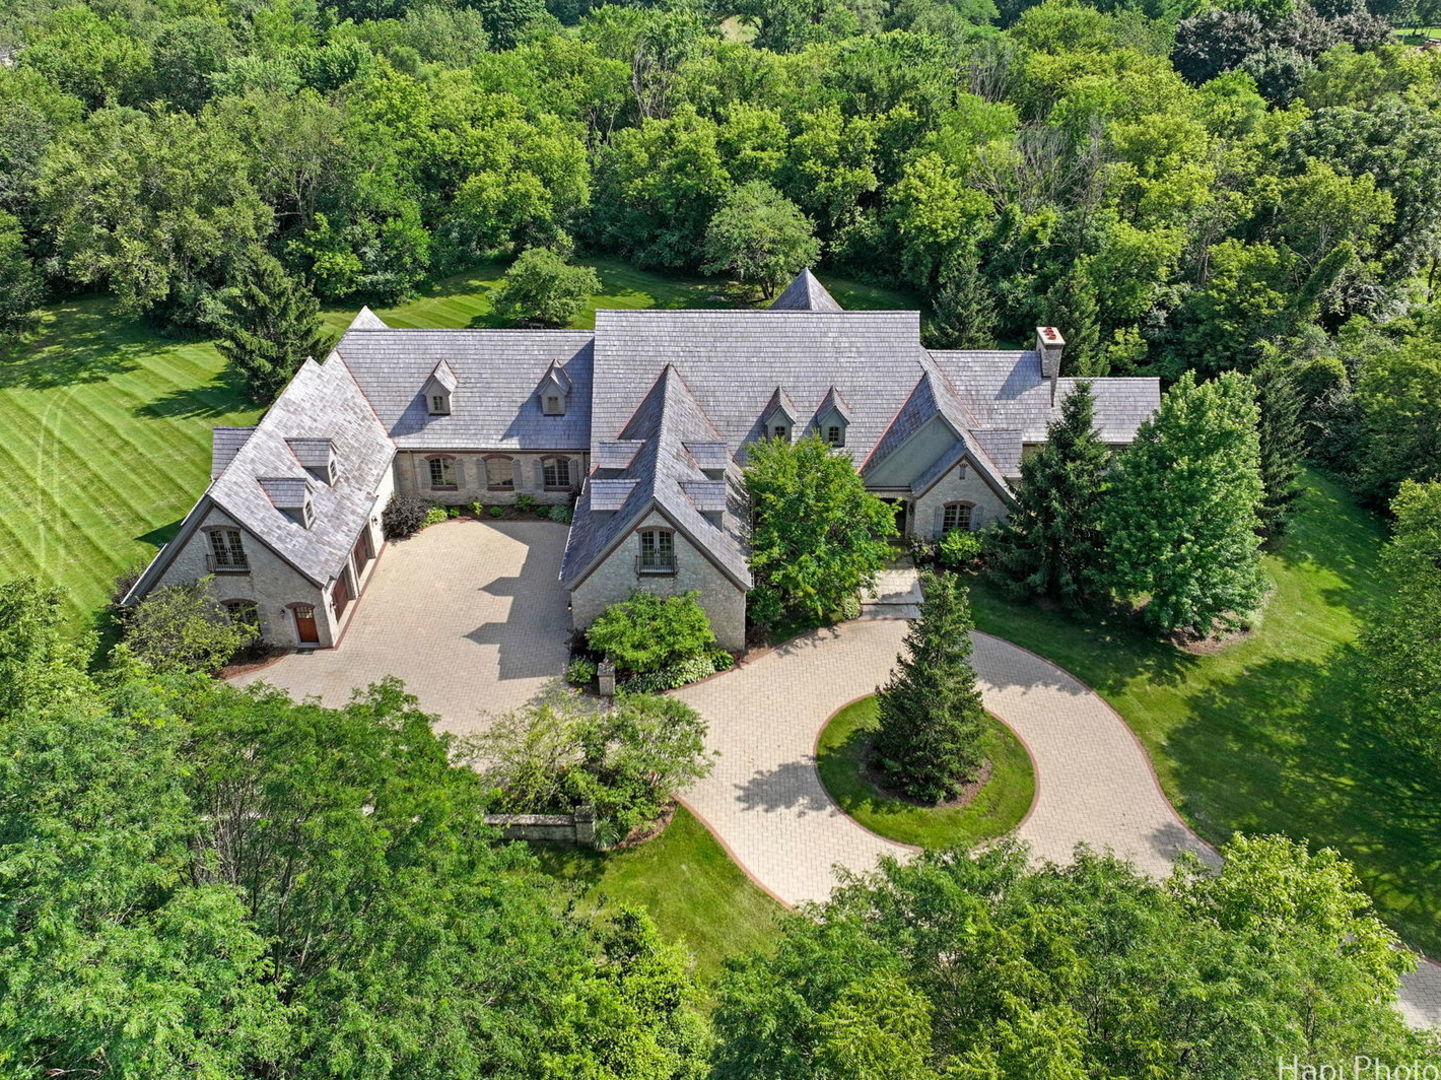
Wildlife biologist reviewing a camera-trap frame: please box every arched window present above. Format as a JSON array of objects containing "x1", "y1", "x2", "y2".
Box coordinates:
[
  {"x1": 427, "y1": 455, "x2": 457, "y2": 489},
  {"x1": 542, "y1": 456, "x2": 572, "y2": 490},
  {"x1": 223, "y1": 599, "x2": 259, "y2": 632},
  {"x1": 942, "y1": 502, "x2": 974, "y2": 532},
  {"x1": 485, "y1": 456, "x2": 515, "y2": 490},
  {"x1": 637, "y1": 528, "x2": 676, "y2": 573}
]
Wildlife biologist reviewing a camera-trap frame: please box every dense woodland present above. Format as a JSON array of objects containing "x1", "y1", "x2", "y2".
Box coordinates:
[{"x1": 1, "y1": 0, "x2": 1440, "y2": 507}]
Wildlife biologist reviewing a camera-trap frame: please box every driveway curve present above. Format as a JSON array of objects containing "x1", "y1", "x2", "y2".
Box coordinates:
[{"x1": 672, "y1": 618, "x2": 1441, "y2": 1029}]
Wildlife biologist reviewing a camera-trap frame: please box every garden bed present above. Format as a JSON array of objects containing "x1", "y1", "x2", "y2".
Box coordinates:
[{"x1": 815, "y1": 696, "x2": 1035, "y2": 849}]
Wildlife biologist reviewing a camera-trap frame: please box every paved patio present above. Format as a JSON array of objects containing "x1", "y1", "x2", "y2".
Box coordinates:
[{"x1": 231, "y1": 519, "x2": 571, "y2": 737}]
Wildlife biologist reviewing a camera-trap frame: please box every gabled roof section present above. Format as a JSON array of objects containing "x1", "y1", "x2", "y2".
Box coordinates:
[
  {"x1": 426, "y1": 358, "x2": 458, "y2": 393},
  {"x1": 336, "y1": 330, "x2": 593, "y2": 450},
  {"x1": 541, "y1": 361, "x2": 572, "y2": 394},
  {"x1": 285, "y1": 437, "x2": 334, "y2": 469},
  {"x1": 814, "y1": 386, "x2": 853, "y2": 424},
  {"x1": 562, "y1": 366, "x2": 751, "y2": 591},
  {"x1": 125, "y1": 357, "x2": 396, "y2": 601},
  {"x1": 761, "y1": 386, "x2": 799, "y2": 425},
  {"x1": 771, "y1": 269, "x2": 842, "y2": 312},
  {"x1": 347, "y1": 306, "x2": 388, "y2": 331},
  {"x1": 929, "y1": 349, "x2": 1159, "y2": 444},
  {"x1": 212, "y1": 427, "x2": 255, "y2": 479}
]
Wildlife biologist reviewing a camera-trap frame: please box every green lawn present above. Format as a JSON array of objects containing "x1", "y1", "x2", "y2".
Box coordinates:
[
  {"x1": 816, "y1": 696, "x2": 1035, "y2": 848},
  {"x1": 529, "y1": 807, "x2": 782, "y2": 986},
  {"x1": 971, "y1": 471, "x2": 1441, "y2": 956},
  {"x1": 1, "y1": 259, "x2": 912, "y2": 631}
]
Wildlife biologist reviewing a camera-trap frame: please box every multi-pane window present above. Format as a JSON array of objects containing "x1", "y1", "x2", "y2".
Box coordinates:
[
  {"x1": 638, "y1": 529, "x2": 676, "y2": 573},
  {"x1": 942, "y1": 503, "x2": 973, "y2": 532},
  {"x1": 542, "y1": 457, "x2": 571, "y2": 489},
  {"x1": 486, "y1": 457, "x2": 514, "y2": 489},
  {"x1": 772, "y1": 425, "x2": 789, "y2": 441},
  {"x1": 428, "y1": 457, "x2": 456, "y2": 488},
  {"x1": 223, "y1": 599, "x2": 259, "y2": 632},
  {"x1": 208, "y1": 528, "x2": 248, "y2": 570},
  {"x1": 429, "y1": 393, "x2": 449, "y2": 415},
  {"x1": 826, "y1": 424, "x2": 845, "y2": 447}
]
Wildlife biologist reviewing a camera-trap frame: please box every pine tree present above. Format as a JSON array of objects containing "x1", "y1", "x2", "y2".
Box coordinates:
[
  {"x1": 873, "y1": 571, "x2": 987, "y2": 803},
  {"x1": 1043, "y1": 263, "x2": 1105, "y2": 376},
  {"x1": 927, "y1": 246, "x2": 996, "y2": 350},
  {"x1": 989, "y1": 382, "x2": 1111, "y2": 607},
  {"x1": 1102, "y1": 372, "x2": 1266, "y2": 637},
  {"x1": 216, "y1": 251, "x2": 331, "y2": 403},
  {"x1": 1252, "y1": 353, "x2": 1303, "y2": 540}
]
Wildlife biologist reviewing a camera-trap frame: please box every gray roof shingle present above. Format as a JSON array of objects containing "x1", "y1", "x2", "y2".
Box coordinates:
[
  {"x1": 335, "y1": 329, "x2": 594, "y2": 451},
  {"x1": 212, "y1": 427, "x2": 256, "y2": 478},
  {"x1": 770, "y1": 269, "x2": 843, "y2": 312}
]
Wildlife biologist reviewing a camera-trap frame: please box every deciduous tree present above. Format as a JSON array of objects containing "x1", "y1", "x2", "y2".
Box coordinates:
[
  {"x1": 744, "y1": 433, "x2": 897, "y2": 627},
  {"x1": 1103, "y1": 371, "x2": 1266, "y2": 636},
  {"x1": 702, "y1": 180, "x2": 821, "y2": 299},
  {"x1": 120, "y1": 577, "x2": 258, "y2": 674}
]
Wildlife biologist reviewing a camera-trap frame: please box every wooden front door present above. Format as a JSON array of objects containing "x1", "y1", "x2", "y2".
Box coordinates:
[{"x1": 293, "y1": 604, "x2": 319, "y2": 644}]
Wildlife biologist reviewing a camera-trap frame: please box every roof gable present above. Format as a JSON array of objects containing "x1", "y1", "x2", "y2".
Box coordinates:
[{"x1": 771, "y1": 269, "x2": 842, "y2": 312}]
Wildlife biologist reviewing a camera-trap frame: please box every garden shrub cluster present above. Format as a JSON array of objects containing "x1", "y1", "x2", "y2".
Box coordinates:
[
  {"x1": 586, "y1": 591, "x2": 716, "y2": 675},
  {"x1": 478, "y1": 686, "x2": 714, "y2": 848},
  {"x1": 381, "y1": 493, "x2": 432, "y2": 539}
]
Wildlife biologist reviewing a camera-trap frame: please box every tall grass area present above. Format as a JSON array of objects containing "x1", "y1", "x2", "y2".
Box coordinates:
[
  {"x1": 1, "y1": 260, "x2": 912, "y2": 629},
  {"x1": 972, "y1": 472, "x2": 1441, "y2": 956}
]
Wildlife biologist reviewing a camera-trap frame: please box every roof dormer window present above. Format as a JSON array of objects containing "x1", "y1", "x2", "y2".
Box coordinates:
[
  {"x1": 814, "y1": 386, "x2": 852, "y2": 451},
  {"x1": 826, "y1": 424, "x2": 845, "y2": 448},
  {"x1": 429, "y1": 392, "x2": 450, "y2": 416},
  {"x1": 543, "y1": 393, "x2": 564, "y2": 416},
  {"x1": 539, "y1": 362, "x2": 571, "y2": 417},
  {"x1": 423, "y1": 359, "x2": 457, "y2": 419}
]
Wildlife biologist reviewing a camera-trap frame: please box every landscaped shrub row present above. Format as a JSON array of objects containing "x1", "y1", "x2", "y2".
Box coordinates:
[
  {"x1": 382, "y1": 492, "x2": 573, "y2": 540},
  {"x1": 575, "y1": 591, "x2": 731, "y2": 692},
  {"x1": 617, "y1": 654, "x2": 722, "y2": 694}
]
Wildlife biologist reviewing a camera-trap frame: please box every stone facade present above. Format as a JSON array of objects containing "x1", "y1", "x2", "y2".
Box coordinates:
[
  {"x1": 910, "y1": 460, "x2": 1010, "y2": 538},
  {"x1": 570, "y1": 510, "x2": 747, "y2": 652},
  {"x1": 394, "y1": 449, "x2": 587, "y2": 506}
]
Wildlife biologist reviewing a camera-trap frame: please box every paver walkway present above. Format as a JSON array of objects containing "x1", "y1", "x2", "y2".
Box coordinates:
[
  {"x1": 672, "y1": 618, "x2": 1441, "y2": 1029},
  {"x1": 232, "y1": 519, "x2": 571, "y2": 738}
]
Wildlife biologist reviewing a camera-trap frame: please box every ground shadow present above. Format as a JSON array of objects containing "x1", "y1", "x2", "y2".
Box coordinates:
[
  {"x1": 134, "y1": 366, "x2": 251, "y2": 420},
  {"x1": 732, "y1": 758, "x2": 836, "y2": 816},
  {"x1": 136, "y1": 519, "x2": 186, "y2": 547},
  {"x1": 0, "y1": 298, "x2": 163, "y2": 390}
]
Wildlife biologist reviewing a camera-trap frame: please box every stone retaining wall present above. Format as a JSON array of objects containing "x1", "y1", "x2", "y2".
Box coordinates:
[{"x1": 484, "y1": 806, "x2": 598, "y2": 847}]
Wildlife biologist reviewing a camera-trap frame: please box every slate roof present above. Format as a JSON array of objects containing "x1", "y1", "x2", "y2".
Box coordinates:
[
  {"x1": 211, "y1": 427, "x2": 256, "y2": 478},
  {"x1": 127, "y1": 357, "x2": 396, "y2": 601},
  {"x1": 334, "y1": 329, "x2": 593, "y2": 451},
  {"x1": 770, "y1": 269, "x2": 842, "y2": 312},
  {"x1": 561, "y1": 366, "x2": 751, "y2": 590},
  {"x1": 590, "y1": 309, "x2": 928, "y2": 466},
  {"x1": 931, "y1": 351, "x2": 1159, "y2": 444}
]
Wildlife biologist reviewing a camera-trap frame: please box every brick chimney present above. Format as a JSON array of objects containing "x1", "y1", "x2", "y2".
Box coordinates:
[{"x1": 1035, "y1": 326, "x2": 1065, "y2": 404}]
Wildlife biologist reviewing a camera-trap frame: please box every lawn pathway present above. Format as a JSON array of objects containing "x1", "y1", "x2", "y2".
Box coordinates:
[{"x1": 672, "y1": 618, "x2": 1441, "y2": 1029}]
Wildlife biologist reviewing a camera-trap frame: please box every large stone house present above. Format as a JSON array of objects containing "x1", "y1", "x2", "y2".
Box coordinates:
[{"x1": 125, "y1": 270, "x2": 1159, "y2": 652}]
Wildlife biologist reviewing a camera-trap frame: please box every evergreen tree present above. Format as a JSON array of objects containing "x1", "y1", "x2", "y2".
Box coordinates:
[
  {"x1": 873, "y1": 571, "x2": 987, "y2": 803},
  {"x1": 1103, "y1": 371, "x2": 1266, "y2": 636},
  {"x1": 1043, "y1": 263, "x2": 1105, "y2": 376},
  {"x1": 215, "y1": 251, "x2": 331, "y2": 403},
  {"x1": 926, "y1": 245, "x2": 996, "y2": 349},
  {"x1": 1253, "y1": 351, "x2": 1304, "y2": 540},
  {"x1": 989, "y1": 381, "x2": 1111, "y2": 607}
]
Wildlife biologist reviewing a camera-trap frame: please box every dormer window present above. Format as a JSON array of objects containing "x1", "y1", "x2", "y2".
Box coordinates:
[
  {"x1": 772, "y1": 424, "x2": 789, "y2": 441},
  {"x1": 543, "y1": 393, "x2": 564, "y2": 416},
  {"x1": 286, "y1": 438, "x2": 338, "y2": 485},
  {"x1": 814, "y1": 387, "x2": 852, "y2": 450},
  {"x1": 539, "y1": 362, "x2": 571, "y2": 417},
  {"x1": 826, "y1": 424, "x2": 845, "y2": 447},
  {"x1": 423, "y1": 359, "x2": 458, "y2": 419}
]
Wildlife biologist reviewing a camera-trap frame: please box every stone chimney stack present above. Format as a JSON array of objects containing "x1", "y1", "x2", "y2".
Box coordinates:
[{"x1": 1035, "y1": 326, "x2": 1065, "y2": 404}]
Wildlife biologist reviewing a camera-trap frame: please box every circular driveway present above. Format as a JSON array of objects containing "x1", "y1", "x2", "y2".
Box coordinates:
[{"x1": 671, "y1": 618, "x2": 1441, "y2": 1028}]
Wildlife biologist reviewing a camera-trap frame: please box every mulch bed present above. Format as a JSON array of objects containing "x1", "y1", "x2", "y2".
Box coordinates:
[
  {"x1": 611, "y1": 801, "x2": 679, "y2": 850},
  {"x1": 858, "y1": 735, "x2": 993, "y2": 811}
]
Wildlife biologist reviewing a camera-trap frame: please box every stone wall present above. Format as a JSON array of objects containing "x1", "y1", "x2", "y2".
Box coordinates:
[
  {"x1": 394, "y1": 449, "x2": 588, "y2": 506},
  {"x1": 909, "y1": 459, "x2": 1011, "y2": 538},
  {"x1": 570, "y1": 510, "x2": 747, "y2": 651},
  {"x1": 483, "y1": 808, "x2": 598, "y2": 847}
]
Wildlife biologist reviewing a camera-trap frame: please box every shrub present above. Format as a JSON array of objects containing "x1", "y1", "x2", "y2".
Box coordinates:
[
  {"x1": 516, "y1": 493, "x2": 537, "y2": 512},
  {"x1": 447, "y1": 505, "x2": 462, "y2": 518},
  {"x1": 493, "y1": 247, "x2": 600, "y2": 327},
  {"x1": 936, "y1": 528, "x2": 982, "y2": 571},
  {"x1": 617, "y1": 655, "x2": 716, "y2": 693},
  {"x1": 421, "y1": 505, "x2": 449, "y2": 527},
  {"x1": 381, "y1": 493, "x2": 431, "y2": 539},
  {"x1": 121, "y1": 576, "x2": 258, "y2": 674},
  {"x1": 546, "y1": 504, "x2": 572, "y2": 524},
  {"x1": 566, "y1": 656, "x2": 598, "y2": 687},
  {"x1": 469, "y1": 501, "x2": 484, "y2": 516},
  {"x1": 709, "y1": 648, "x2": 735, "y2": 672},
  {"x1": 488, "y1": 505, "x2": 505, "y2": 518},
  {"x1": 587, "y1": 591, "x2": 716, "y2": 674},
  {"x1": 479, "y1": 686, "x2": 714, "y2": 847}
]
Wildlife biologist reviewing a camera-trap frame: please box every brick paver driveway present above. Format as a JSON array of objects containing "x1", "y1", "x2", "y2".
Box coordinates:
[
  {"x1": 232, "y1": 519, "x2": 571, "y2": 737},
  {"x1": 672, "y1": 618, "x2": 1441, "y2": 1029}
]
